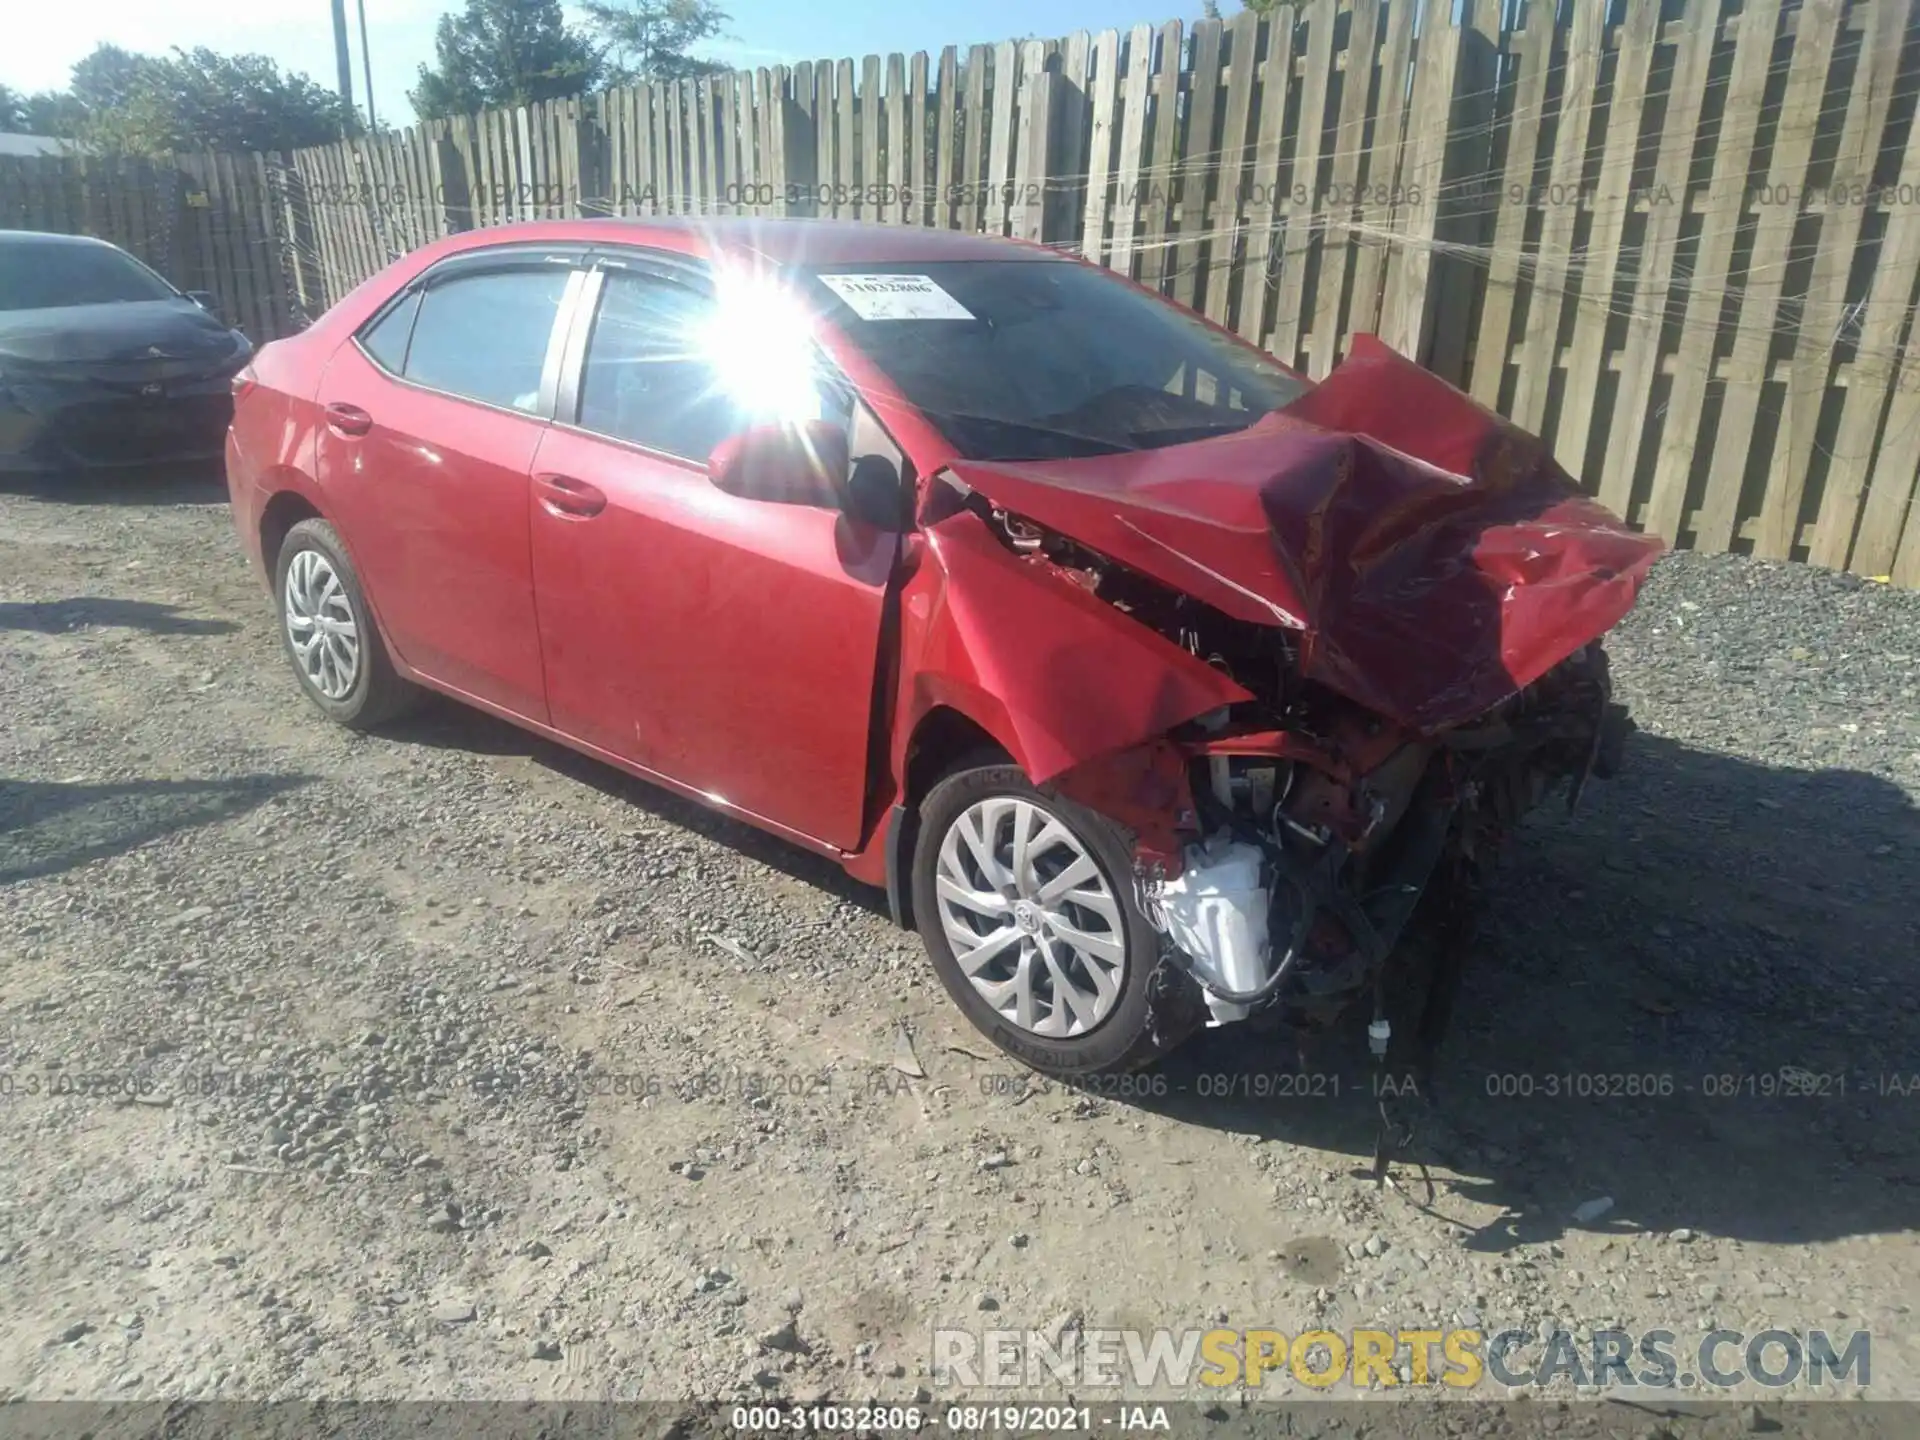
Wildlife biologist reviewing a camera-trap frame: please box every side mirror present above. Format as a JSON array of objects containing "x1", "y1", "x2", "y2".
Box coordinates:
[
  {"x1": 845, "y1": 453, "x2": 913, "y2": 531},
  {"x1": 707, "y1": 420, "x2": 850, "y2": 509}
]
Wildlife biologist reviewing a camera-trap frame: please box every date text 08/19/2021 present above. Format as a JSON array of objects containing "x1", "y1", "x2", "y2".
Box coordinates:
[{"x1": 729, "y1": 1404, "x2": 1165, "y2": 1433}]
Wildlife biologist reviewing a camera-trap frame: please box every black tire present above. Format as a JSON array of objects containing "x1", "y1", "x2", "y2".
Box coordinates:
[
  {"x1": 272, "y1": 517, "x2": 420, "y2": 730},
  {"x1": 911, "y1": 761, "x2": 1204, "y2": 1078}
]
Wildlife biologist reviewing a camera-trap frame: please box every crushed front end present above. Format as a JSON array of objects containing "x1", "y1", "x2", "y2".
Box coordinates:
[
  {"x1": 1041, "y1": 550, "x2": 1637, "y2": 1055},
  {"x1": 935, "y1": 337, "x2": 1664, "y2": 1061},
  {"x1": 1152, "y1": 638, "x2": 1630, "y2": 1043}
]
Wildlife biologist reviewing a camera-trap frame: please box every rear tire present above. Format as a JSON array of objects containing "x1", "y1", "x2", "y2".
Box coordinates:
[
  {"x1": 273, "y1": 518, "x2": 419, "y2": 730},
  {"x1": 911, "y1": 762, "x2": 1203, "y2": 1077}
]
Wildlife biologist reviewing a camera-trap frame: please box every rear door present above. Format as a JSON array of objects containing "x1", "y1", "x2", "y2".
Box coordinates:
[
  {"x1": 314, "y1": 248, "x2": 586, "y2": 721},
  {"x1": 527, "y1": 254, "x2": 898, "y2": 850}
]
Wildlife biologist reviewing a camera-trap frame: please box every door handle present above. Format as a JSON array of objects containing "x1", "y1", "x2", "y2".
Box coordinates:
[
  {"x1": 535, "y1": 472, "x2": 607, "y2": 519},
  {"x1": 324, "y1": 401, "x2": 372, "y2": 438}
]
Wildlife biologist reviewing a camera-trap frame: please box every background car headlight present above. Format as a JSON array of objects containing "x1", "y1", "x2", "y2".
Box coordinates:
[{"x1": 206, "y1": 332, "x2": 254, "y2": 380}]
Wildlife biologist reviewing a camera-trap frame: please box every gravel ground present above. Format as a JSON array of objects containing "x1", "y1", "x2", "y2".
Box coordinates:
[{"x1": 1, "y1": 468, "x2": 1917, "y2": 1432}]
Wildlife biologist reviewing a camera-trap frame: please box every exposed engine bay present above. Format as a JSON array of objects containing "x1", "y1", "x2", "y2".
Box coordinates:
[{"x1": 985, "y1": 501, "x2": 1634, "y2": 1050}]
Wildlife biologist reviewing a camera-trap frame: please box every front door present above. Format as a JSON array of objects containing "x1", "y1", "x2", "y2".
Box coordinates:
[{"x1": 528, "y1": 260, "x2": 894, "y2": 849}]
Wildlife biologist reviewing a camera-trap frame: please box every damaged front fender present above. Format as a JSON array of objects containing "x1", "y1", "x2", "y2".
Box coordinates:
[{"x1": 895, "y1": 508, "x2": 1251, "y2": 792}]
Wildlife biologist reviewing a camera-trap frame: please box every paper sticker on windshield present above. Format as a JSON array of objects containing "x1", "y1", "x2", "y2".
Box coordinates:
[{"x1": 818, "y1": 273, "x2": 974, "y2": 321}]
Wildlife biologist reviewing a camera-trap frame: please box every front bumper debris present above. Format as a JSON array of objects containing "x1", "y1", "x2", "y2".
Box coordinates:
[{"x1": 1155, "y1": 836, "x2": 1272, "y2": 1025}]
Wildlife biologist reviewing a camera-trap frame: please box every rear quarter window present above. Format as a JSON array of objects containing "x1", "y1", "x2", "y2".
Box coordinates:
[
  {"x1": 358, "y1": 290, "x2": 421, "y2": 374},
  {"x1": 396, "y1": 268, "x2": 572, "y2": 412}
]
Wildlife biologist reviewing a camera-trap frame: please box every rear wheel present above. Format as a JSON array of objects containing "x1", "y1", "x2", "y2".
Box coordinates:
[
  {"x1": 274, "y1": 518, "x2": 419, "y2": 729},
  {"x1": 911, "y1": 762, "x2": 1202, "y2": 1077}
]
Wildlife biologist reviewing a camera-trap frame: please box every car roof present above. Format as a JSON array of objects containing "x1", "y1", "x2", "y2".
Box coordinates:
[
  {"x1": 434, "y1": 217, "x2": 1066, "y2": 268},
  {"x1": 0, "y1": 229, "x2": 127, "y2": 250}
]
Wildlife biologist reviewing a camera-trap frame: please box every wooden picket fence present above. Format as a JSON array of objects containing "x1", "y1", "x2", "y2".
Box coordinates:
[
  {"x1": 0, "y1": 151, "x2": 298, "y2": 344},
  {"x1": 3, "y1": 0, "x2": 1920, "y2": 585}
]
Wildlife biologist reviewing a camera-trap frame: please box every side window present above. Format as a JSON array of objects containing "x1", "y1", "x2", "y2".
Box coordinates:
[
  {"x1": 403, "y1": 267, "x2": 571, "y2": 412},
  {"x1": 576, "y1": 268, "x2": 850, "y2": 461},
  {"x1": 359, "y1": 289, "x2": 420, "y2": 373},
  {"x1": 577, "y1": 271, "x2": 740, "y2": 460}
]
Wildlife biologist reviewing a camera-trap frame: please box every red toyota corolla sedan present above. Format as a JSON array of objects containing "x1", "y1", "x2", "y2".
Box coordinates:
[{"x1": 226, "y1": 218, "x2": 1661, "y2": 1078}]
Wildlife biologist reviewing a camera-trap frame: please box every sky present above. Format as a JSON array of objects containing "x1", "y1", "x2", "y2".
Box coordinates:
[{"x1": 1, "y1": 0, "x2": 1198, "y2": 132}]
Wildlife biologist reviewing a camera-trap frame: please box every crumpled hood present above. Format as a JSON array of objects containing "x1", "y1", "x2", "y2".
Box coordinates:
[{"x1": 940, "y1": 335, "x2": 1665, "y2": 732}]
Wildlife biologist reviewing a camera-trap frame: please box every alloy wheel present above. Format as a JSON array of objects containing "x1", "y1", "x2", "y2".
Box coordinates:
[
  {"x1": 933, "y1": 796, "x2": 1128, "y2": 1038},
  {"x1": 283, "y1": 547, "x2": 361, "y2": 700}
]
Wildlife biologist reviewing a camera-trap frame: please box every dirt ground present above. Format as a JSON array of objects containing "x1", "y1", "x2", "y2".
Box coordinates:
[{"x1": 2, "y1": 467, "x2": 1918, "y2": 1432}]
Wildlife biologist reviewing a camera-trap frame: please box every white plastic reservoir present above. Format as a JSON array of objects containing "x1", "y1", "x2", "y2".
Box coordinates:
[{"x1": 1157, "y1": 837, "x2": 1273, "y2": 1025}]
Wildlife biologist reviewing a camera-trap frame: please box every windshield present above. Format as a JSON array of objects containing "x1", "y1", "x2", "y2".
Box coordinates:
[
  {"x1": 0, "y1": 241, "x2": 178, "y2": 312},
  {"x1": 803, "y1": 259, "x2": 1308, "y2": 461}
]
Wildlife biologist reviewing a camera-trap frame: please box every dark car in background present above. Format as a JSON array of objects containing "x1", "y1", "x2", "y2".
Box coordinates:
[{"x1": 0, "y1": 230, "x2": 253, "y2": 473}]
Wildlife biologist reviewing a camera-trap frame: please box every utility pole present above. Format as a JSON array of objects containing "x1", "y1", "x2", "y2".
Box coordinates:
[
  {"x1": 330, "y1": 0, "x2": 356, "y2": 132},
  {"x1": 357, "y1": 0, "x2": 377, "y2": 130}
]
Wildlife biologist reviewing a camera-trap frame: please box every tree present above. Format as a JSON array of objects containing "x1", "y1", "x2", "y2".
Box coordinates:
[
  {"x1": 0, "y1": 84, "x2": 32, "y2": 133},
  {"x1": 0, "y1": 83, "x2": 86, "y2": 137},
  {"x1": 411, "y1": 0, "x2": 602, "y2": 119},
  {"x1": 29, "y1": 92, "x2": 88, "y2": 136},
  {"x1": 581, "y1": 0, "x2": 728, "y2": 85},
  {"x1": 69, "y1": 44, "x2": 155, "y2": 114},
  {"x1": 5, "y1": 44, "x2": 354, "y2": 152},
  {"x1": 76, "y1": 47, "x2": 356, "y2": 153}
]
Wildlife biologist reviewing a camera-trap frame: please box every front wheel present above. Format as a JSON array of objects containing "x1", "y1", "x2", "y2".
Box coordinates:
[{"x1": 911, "y1": 763, "x2": 1202, "y2": 1077}]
